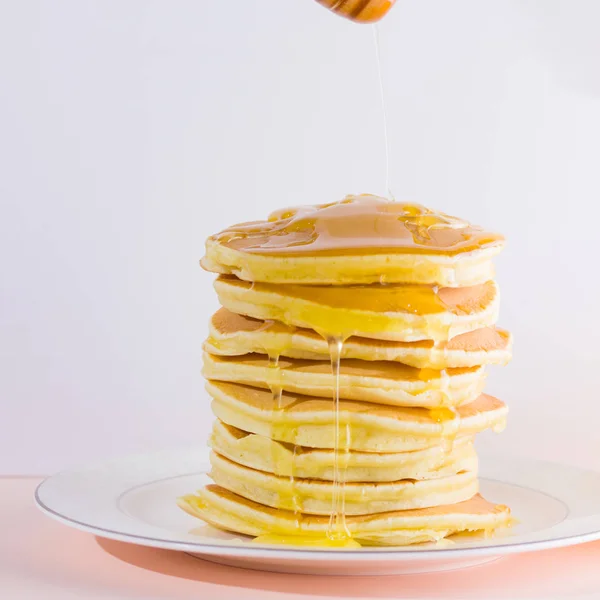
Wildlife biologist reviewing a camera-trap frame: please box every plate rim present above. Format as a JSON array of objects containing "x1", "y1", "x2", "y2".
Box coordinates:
[{"x1": 34, "y1": 449, "x2": 600, "y2": 561}]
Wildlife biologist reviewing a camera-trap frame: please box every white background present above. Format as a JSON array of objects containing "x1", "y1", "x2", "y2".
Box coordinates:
[{"x1": 2, "y1": 0, "x2": 600, "y2": 475}]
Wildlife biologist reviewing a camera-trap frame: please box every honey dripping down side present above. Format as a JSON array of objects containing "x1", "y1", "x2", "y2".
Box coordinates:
[
  {"x1": 255, "y1": 322, "x2": 356, "y2": 545},
  {"x1": 426, "y1": 362, "x2": 461, "y2": 465},
  {"x1": 254, "y1": 323, "x2": 362, "y2": 548},
  {"x1": 326, "y1": 335, "x2": 352, "y2": 541},
  {"x1": 264, "y1": 324, "x2": 302, "y2": 519},
  {"x1": 212, "y1": 196, "x2": 504, "y2": 257}
]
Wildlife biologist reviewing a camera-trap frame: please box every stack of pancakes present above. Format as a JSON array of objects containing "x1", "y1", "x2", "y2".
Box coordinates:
[{"x1": 179, "y1": 195, "x2": 512, "y2": 546}]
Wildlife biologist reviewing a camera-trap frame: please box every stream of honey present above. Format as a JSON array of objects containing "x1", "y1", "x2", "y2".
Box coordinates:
[
  {"x1": 326, "y1": 335, "x2": 351, "y2": 539},
  {"x1": 373, "y1": 24, "x2": 394, "y2": 200}
]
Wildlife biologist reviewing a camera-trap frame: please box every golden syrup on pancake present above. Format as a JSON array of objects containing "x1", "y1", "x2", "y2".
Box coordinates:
[
  {"x1": 216, "y1": 273, "x2": 496, "y2": 339},
  {"x1": 212, "y1": 196, "x2": 503, "y2": 257},
  {"x1": 280, "y1": 281, "x2": 450, "y2": 315}
]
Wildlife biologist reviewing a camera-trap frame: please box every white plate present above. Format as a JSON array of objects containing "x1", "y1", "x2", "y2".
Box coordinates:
[{"x1": 35, "y1": 448, "x2": 600, "y2": 576}]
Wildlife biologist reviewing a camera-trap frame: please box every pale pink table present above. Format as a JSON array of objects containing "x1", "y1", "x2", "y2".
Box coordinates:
[{"x1": 3, "y1": 477, "x2": 600, "y2": 600}]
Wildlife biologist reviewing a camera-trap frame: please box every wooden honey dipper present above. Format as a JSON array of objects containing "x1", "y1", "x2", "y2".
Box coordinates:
[{"x1": 315, "y1": 0, "x2": 396, "y2": 23}]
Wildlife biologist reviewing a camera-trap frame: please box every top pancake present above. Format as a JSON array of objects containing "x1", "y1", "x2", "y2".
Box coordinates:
[{"x1": 202, "y1": 195, "x2": 504, "y2": 286}]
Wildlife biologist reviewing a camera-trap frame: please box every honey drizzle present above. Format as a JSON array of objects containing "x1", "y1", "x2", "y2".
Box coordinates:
[
  {"x1": 260, "y1": 330, "x2": 356, "y2": 543},
  {"x1": 255, "y1": 333, "x2": 361, "y2": 547},
  {"x1": 326, "y1": 336, "x2": 352, "y2": 540},
  {"x1": 373, "y1": 24, "x2": 394, "y2": 200}
]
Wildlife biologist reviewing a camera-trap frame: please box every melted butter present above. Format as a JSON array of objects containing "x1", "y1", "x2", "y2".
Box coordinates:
[{"x1": 212, "y1": 196, "x2": 503, "y2": 257}]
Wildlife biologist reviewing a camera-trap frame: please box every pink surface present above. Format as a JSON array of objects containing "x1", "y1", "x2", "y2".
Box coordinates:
[{"x1": 4, "y1": 476, "x2": 600, "y2": 600}]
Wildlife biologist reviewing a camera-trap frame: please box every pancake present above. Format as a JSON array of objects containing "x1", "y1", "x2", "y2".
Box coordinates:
[
  {"x1": 206, "y1": 308, "x2": 513, "y2": 369},
  {"x1": 203, "y1": 352, "x2": 485, "y2": 408},
  {"x1": 178, "y1": 485, "x2": 511, "y2": 546},
  {"x1": 192, "y1": 196, "x2": 511, "y2": 547},
  {"x1": 208, "y1": 451, "x2": 478, "y2": 515},
  {"x1": 207, "y1": 381, "x2": 508, "y2": 452},
  {"x1": 214, "y1": 276, "x2": 500, "y2": 342},
  {"x1": 210, "y1": 420, "x2": 478, "y2": 482},
  {"x1": 201, "y1": 196, "x2": 504, "y2": 287}
]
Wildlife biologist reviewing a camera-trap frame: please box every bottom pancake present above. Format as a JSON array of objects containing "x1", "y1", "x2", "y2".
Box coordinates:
[
  {"x1": 209, "y1": 451, "x2": 479, "y2": 514},
  {"x1": 178, "y1": 485, "x2": 511, "y2": 547}
]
